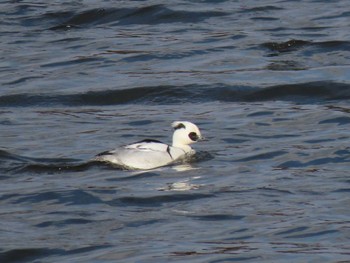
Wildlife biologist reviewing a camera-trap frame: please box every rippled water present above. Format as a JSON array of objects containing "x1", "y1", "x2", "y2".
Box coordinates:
[{"x1": 1, "y1": 0, "x2": 350, "y2": 262}]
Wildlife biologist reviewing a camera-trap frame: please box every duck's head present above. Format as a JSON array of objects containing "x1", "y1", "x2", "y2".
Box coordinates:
[{"x1": 171, "y1": 121, "x2": 202, "y2": 152}]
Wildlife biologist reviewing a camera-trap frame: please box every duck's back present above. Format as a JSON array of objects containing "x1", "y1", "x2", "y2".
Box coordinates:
[{"x1": 95, "y1": 139, "x2": 185, "y2": 170}]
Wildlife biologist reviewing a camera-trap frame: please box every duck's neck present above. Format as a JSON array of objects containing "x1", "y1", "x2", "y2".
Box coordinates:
[{"x1": 172, "y1": 142, "x2": 192, "y2": 153}]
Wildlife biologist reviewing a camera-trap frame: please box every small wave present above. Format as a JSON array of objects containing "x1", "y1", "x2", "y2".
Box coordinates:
[
  {"x1": 0, "y1": 149, "x2": 79, "y2": 163},
  {"x1": 262, "y1": 39, "x2": 311, "y2": 53},
  {"x1": 35, "y1": 218, "x2": 93, "y2": 228},
  {"x1": 1, "y1": 82, "x2": 349, "y2": 107},
  {"x1": 0, "y1": 245, "x2": 110, "y2": 263},
  {"x1": 235, "y1": 150, "x2": 288, "y2": 162},
  {"x1": 108, "y1": 193, "x2": 214, "y2": 207},
  {"x1": 16, "y1": 162, "x2": 99, "y2": 173},
  {"x1": 319, "y1": 116, "x2": 350, "y2": 125},
  {"x1": 0, "y1": 149, "x2": 29, "y2": 162},
  {"x1": 0, "y1": 148, "x2": 94, "y2": 174},
  {"x1": 262, "y1": 39, "x2": 350, "y2": 54},
  {"x1": 238, "y1": 5, "x2": 284, "y2": 13},
  {"x1": 0, "y1": 148, "x2": 211, "y2": 174},
  {"x1": 189, "y1": 214, "x2": 245, "y2": 221},
  {"x1": 48, "y1": 5, "x2": 227, "y2": 30},
  {"x1": 278, "y1": 154, "x2": 350, "y2": 168},
  {"x1": 284, "y1": 229, "x2": 338, "y2": 239},
  {"x1": 0, "y1": 248, "x2": 63, "y2": 263},
  {"x1": 243, "y1": 82, "x2": 350, "y2": 102},
  {"x1": 13, "y1": 189, "x2": 104, "y2": 205}
]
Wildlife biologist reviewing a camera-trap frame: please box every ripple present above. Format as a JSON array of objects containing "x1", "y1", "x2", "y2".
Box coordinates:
[
  {"x1": 319, "y1": 116, "x2": 350, "y2": 125},
  {"x1": 235, "y1": 150, "x2": 288, "y2": 162},
  {"x1": 0, "y1": 248, "x2": 63, "y2": 263},
  {"x1": 13, "y1": 190, "x2": 104, "y2": 205},
  {"x1": 35, "y1": 218, "x2": 93, "y2": 228},
  {"x1": 284, "y1": 229, "x2": 338, "y2": 239},
  {"x1": 262, "y1": 39, "x2": 350, "y2": 54},
  {"x1": 262, "y1": 39, "x2": 311, "y2": 53},
  {"x1": 108, "y1": 193, "x2": 214, "y2": 207},
  {"x1": 189, "y1": 214, "x2": 245, "y2": 221},
  {"x1": 1, "y1": 82, "x2": 349, "y2": 108},
  {"x1": 49, "y1": 5, "x2": 227, "y2": 30},
  {"x1": 0, "y1": 246, "x2": 110, "y2": 263}
]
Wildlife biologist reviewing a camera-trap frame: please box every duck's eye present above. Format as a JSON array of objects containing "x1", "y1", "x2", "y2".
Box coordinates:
[{"x1": 189, "y1": 132, "x2": 199, "y2": 141}]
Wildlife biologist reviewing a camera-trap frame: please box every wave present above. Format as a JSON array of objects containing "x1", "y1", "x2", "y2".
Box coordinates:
[
  {"x1": 109, "y1": 192, "x2": 213, "y2": 207},
  {"x1": 0, "y1": 149, "x2": 80, "y2": 164},
  {"x1": 262, "y1": 39, "x2": 350, "y2": 54},
  {"x1": 0, "y1": 246, "x2": 109, "y2": 263},
  {"x1": 0, "y1": 82, "x2": 349, "y2": 107},
  {"x1": 0, "y1": 148, "x2": 92, "y2": 174},
  {"x1": 0, "y1": 148, "x2": 212, "y2": 174},
  {"x1": 25, "y1": 5, "x2": 227, "y2": 30}
]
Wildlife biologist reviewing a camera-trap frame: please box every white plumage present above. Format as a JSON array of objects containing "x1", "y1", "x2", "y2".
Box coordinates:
[{"x1": 95, "y1": 121, "x2": 202, "y2": 170}]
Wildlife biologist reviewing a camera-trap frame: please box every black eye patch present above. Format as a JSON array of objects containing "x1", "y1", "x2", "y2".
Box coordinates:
[
  {"x1": 189, "y1": 132, "x2": 199, "y2": 141},
  {"x1": 174, "y1": 123, "x2": 186, "y2": 130}
]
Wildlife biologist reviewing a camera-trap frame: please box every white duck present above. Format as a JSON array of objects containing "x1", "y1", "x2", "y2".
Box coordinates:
[{"x1": 94, "y1": 121, "x2": 202, "y2": 170}]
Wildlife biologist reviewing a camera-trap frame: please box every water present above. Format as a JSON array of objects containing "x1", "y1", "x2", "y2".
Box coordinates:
[{"x1": 1, "y1": 0, "x2": 350, "y2": 262}]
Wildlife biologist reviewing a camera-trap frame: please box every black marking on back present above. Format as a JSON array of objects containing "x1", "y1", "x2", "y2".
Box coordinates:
[
  {"x1": 136, "y1": 139, "x2": 163, "y2": 144},
  {"x1": 166, "y1": 145, "x2": 173, "y2": 160},
  {"x1": 173, "y1": 123, "x2": 186, "y2": 130},
  {"x1": 97, "y1": 139, "x2": 165, "y2": 156},
  {"x1": 96, "y1": 150, "x2": 113, "y2": 156}
]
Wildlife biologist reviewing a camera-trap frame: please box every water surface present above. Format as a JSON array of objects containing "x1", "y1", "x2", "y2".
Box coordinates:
[{"x1": 1, "y1": 0, "x2": 350, "y2": 262}]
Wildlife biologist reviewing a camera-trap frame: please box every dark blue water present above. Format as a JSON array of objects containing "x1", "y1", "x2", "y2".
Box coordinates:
[{"x1": 1, "y1": 1, "x2": 350, "y2": 262}]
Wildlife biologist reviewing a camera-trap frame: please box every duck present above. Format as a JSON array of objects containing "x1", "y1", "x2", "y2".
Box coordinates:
[{"x1": 94, "y1": 121, "x2": 203, "y2": 170}]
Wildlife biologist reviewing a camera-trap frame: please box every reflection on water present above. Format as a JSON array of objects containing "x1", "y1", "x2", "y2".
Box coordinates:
[{"x1": 159, "y1": 175, "x2": 202, "y2": 192}]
